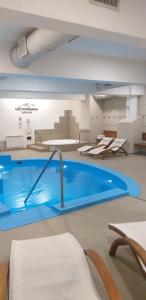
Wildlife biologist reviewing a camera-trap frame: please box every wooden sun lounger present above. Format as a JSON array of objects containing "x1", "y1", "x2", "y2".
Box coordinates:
[
  {"x1": 88, "y1": 138, "x2": 128, "y2": 159},
  {"x1": 77, "y1": 137, "x2": 113, "y2": 154},
  {"x1": 0, "y1": 234, "x2": 122, "y2": 300},
  {"x1": 109, "y1": 221, "x2": 146, "y2": 279}
]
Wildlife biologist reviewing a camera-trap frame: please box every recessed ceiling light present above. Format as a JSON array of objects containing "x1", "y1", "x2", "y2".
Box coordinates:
[{"x1": 95, "y1": 94, "x2": 107, "y2": 98}]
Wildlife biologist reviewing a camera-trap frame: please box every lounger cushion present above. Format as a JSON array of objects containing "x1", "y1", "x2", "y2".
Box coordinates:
[
  {"x1": 88, "y1": 146, "x2": 106, "y2": 155},
  {"x1": 9, "y1": 233, "x2": 100, "y2": 300},
  {"x1": 108, "y1": 139, "x2": 127, "y2": 152},
  {"x1": 98, "y1": 137, "x2": 113, "y2": 146},
  {"x1": 77, "y1": 145, "x2": 95, "y2": 152},
  {"x1": 77, "y1": 137, "x2": 113, "y2": 153},
  {"x1": 110, "y1": 221, "x2": 146, "y2": 272}
]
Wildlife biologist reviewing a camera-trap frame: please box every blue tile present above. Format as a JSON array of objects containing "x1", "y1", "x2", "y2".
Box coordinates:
[
  {"x1": 0, "y1": 155, "x2": 11, "y2": 162},
  {"x1": 0, "y1": 202, "x2": 10, "y2": 216}
]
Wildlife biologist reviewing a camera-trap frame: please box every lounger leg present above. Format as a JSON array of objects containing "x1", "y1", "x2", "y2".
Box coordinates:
[
  {"x1": 119, "y1": 148, "x2": 128, "y2": 156},
  {"x1": 123, "y1": 148, "x2": 128, "y2": 156},
  {"x1": 109, "y1": 238, "x2": 128, "y2": 256}
]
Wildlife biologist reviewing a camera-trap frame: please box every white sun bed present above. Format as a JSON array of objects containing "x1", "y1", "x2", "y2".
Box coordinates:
[
  {"x1": 1, "y1": 233, "x2": 121, "y2": 300},
  {"x1": 77, "y1": 137, "x2": 113, "y2": 154},
  {"x1": 88, "y1": 138, "x2": 127, "y2": 158}
]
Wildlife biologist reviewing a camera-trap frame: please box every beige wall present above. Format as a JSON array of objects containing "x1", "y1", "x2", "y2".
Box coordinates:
[
  {"x1": 88, "y1": 96, "x2": 127, "y2": 143},
  {"x1": 0, "y1": 98, "x2": 90, "y2": 149},
  {"x1": 1, "y1": 94, "x2": 143, "y2": 148},
  {"x1": 138, "y1": 90, "x2": 146, "y2": 134},
  {"x1": 89, "y1": 96, "x2": 104, "y2": 143},
  {"x1": 103, "y1": 97, "x2": 126, "y2": 132}
]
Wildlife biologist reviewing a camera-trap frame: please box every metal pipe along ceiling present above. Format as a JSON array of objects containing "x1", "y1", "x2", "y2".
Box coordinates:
[{"x1": 10, "y1": 29, "x2": 76, "y2": 68}]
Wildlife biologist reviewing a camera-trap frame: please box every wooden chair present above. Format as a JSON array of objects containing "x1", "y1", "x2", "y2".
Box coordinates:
[
  {"x1": 0, "y1": 233, "x2": 122, "y2": 300},
  {"x1": 77, "y1": 137, "x2": 113, "y2": 154},
  {"x1": 109, "y1": 221, "x2": 146, "y2": 279},
  {"x1": 88, "y1": 138, "x2": 128, "y2": 159}
]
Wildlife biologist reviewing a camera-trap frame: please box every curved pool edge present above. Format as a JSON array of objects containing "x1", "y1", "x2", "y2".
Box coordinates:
[
  {"x1": 67, "y1": 159, "x2": 141, "y2": 198},
  {"x1": 53, "y1": 187, "x2": 128, "y2": 213},
  {"x1": 10, "y1": 158, "x2": 141, "y2": 198},
  {"x1": 0, "y1": 158, "x2": 141, "y2": 231}
]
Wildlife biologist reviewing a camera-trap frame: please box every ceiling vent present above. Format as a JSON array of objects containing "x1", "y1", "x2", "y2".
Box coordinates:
[{"x1": 90, "y1": 0, "x2": 120, "y2": 10}]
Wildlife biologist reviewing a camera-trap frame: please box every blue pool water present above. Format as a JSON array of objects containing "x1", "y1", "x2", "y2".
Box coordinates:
[{"x1": 0, "y1": 158, "x2": 141, "y2": 230}]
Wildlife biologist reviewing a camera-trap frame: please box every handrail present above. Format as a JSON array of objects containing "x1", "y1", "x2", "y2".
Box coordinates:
[{"x1": 24, "y1": 148, "x2": 64, "y2": 208}]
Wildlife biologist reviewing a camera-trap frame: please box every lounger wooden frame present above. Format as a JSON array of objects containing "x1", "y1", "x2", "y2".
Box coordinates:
[
  {"x1": 109, "y1": 224, "x2": 146, "y2": 279},
  {"x1": 0, "y1": 262, "x2": 9, "y2": 300},
  {"x1": 77, "y1": 137, "x2": 113, "y2": 155},
  {"x1": 85, "y1": 249, "x2": 122, "y2": 300},
  {"x1": 101, "y1": 142, "x2": 128, "y2": 159},
  {"x1": 0, "y1": 250, "x2": 122, "y2": 300}
]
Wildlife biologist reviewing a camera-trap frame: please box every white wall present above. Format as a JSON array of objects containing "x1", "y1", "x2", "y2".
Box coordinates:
[
  {"x1": 103, "y1": 97, "x2": 126, "y2": 131},
  {"x1": 138, "y1": 88, "x2": 146, "y2": 134},
  {"x1": 0, "y1": 93, "x2": 144, "y2": 148},
  {"x1": 0, "y1": 98, "x2": 90, "y2": 143},
  {"x1": 1, "y1": 0, "x2": 146, "y2": 42},
  {"x1": 118, "y1": 117, "x2": 142, "y2": 153},
  {"x1": 89, "y1": 96, "x2": 104, "y2": 142}
]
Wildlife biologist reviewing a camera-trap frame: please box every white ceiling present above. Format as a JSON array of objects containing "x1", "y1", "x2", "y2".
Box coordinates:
[
  {"x1": 62, "y1": 36, "x2": 146, "y2": 62},
  {"x1": 0, "y1": 24, "x2": 146, "y2": 62},
  {"x1": 0, "y1": 25, "x2": 32, "y2": 43}
]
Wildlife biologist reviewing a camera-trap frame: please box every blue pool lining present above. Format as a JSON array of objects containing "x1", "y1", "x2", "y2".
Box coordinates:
[
  {"x1": 0, "y1": 189, "x2": 128, "y2": 231},
  {"x1": 13, "y1": 157, "x2": 140, "y2": 197},
  {"x1": 0, "y1": 158, "x2": 141, "y2": 230},
  {"x1": 67, "y1": 159, "x2": 141, "y2": 198}
]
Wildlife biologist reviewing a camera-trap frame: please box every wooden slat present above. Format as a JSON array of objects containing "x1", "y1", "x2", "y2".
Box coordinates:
[
  {"x1": 142, "y1": 132, "x2": 146, "y2": 141},
  {"x1": 103, "y1": 130, "x2": 117, "y2": 138},
  {"x1": 0, "y1": 262, "x2": 9, "y2": 300},
  {"x1": 85, "y1": 249, "x2": 122, "y2": 300}
]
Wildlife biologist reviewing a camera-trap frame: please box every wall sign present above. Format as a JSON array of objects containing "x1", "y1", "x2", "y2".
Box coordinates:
[{"x1": 15, "y1": 102, "x2": 39, "y2": 114}]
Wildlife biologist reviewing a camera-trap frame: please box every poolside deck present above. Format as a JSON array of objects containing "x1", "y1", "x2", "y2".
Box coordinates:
[{"x1": 0, "y1": 149, "x2": 146, "y2": 300}]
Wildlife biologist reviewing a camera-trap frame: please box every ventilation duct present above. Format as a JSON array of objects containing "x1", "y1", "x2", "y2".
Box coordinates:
[
  {"x1": 10, "y1": 29, "x2": 77, "y2": 68},
  {"x1": 90, "y1": 0, "x2": 120, "y2": 9}
]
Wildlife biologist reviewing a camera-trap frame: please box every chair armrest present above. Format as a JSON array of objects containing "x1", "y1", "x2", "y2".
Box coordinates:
[
  {"x1": 85, "y1": 249, "x2": 122, "y2": 300},
  {"x1": 0, "y1": 262, "x2": 9, "y2": 300},
  {"x1": 119, "y1": 238, "x2": 146, "y2": 266}
]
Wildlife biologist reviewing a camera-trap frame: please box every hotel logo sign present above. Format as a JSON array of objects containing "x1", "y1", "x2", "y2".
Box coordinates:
[{"x1": 15, "y1": 102, "x2": 39, "y2": 114}]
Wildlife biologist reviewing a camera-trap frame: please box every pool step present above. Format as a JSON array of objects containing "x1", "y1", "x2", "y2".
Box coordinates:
[
  {"x1": 53, "y1": 188, "x2": 128, "y2": 213},
  {"x1": 0, "y1": 203, "x2": 10, "y2": 216}
]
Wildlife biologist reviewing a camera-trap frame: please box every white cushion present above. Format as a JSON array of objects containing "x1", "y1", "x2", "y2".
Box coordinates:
[
  {"x1": 98, "y1": 137, "x2": 113, "y2": 146},
  {"x1": 9, "y1": 233, "x2": 100, "y2": 300},
  {"x1": 108, "y1": 139, "x2": 127, "y2": 152},
  {"x1": 96, "y1": 135, "x2": 105, "y2": 139},
  {"x1": 88, "y1": 146, "x2": 105, "y2": 155},
  {"x1": 77, "y1": 145, "x2": 95, "y2": 152}
]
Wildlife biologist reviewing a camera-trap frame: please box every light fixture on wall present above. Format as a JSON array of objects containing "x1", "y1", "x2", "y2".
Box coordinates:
[
  {"x1": 93, "y1": 95, "x2": 107, "y2": 100},
  {"x1": 26, "y1": 118, "x2": 30, "y2": 128},
  {"x1": 18, "y1": 117, "x2": 22, "y2": 129}
]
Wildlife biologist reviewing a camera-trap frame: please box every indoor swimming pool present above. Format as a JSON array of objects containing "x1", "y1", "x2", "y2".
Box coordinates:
[{"x1": 0, "y1": 158, "x2": 140, "y2": 230}]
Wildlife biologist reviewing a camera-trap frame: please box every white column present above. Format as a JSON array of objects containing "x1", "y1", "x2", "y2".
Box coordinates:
[{"x1": 126, "y1": 95, "x2": 138, "y2": 119}]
